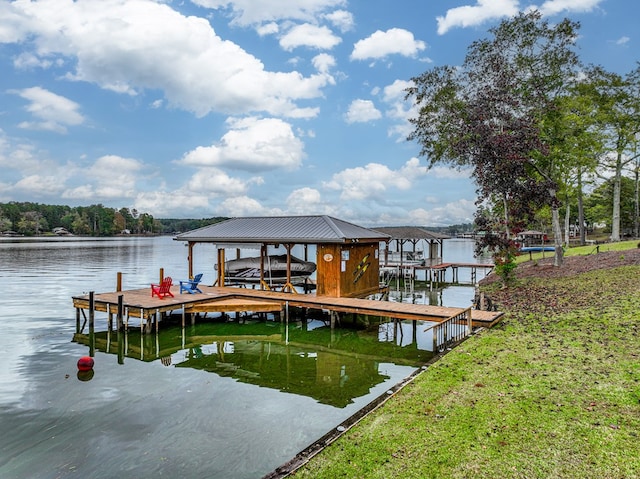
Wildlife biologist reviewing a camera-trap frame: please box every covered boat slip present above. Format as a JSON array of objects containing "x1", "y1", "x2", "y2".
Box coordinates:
[
  {"x1": 71, "y1": 283, "x2": 503, "y2": 333},
  {"x1": 176, "y1": 216, "x2": 391, "y2": 298},
  {"x1": 72, "y1": 216, "x2": 502, "y2": 334}
]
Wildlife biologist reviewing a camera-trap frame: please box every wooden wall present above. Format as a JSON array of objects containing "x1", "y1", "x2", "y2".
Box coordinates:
[{"x1": 316, "y1": 243, "x2": 380, "y2": 297}]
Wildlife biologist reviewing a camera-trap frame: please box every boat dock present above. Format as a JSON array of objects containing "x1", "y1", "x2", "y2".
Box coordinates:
[
  {"x1": 426, "y1": 262, "x2": 494, "y2": 284},
  {"x1": 72, "y1": 283, "x2": 503, "y2": 334},
  {"x1": 381, "y1": 262, "x2": 494, "y2": 285}
]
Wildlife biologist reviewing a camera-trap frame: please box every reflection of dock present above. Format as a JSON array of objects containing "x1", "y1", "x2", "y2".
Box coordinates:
[
  {"x1": 72, "y1": 321, "x2": 432, "y2": 408},
  {"x1": 72, "y1": 284, "x2": 503, "y2": 333}
]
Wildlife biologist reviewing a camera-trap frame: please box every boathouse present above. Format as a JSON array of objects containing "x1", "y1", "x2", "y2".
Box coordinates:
[
  {"x1": 372, "y1": 226, "x2": 450, "y2": 267},
  {"x1": 174, "y1": 215, "x2": 391, "y2": 298}
]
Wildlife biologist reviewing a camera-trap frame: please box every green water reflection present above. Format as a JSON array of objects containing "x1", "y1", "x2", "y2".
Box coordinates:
[{"x1": 73, "y1": 317, "x2": 434, "y2": 408}]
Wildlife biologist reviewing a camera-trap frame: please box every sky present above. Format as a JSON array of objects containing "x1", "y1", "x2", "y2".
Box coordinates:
[{"x1": 0, "y1": 0, "x2": 637, "y2": 226}]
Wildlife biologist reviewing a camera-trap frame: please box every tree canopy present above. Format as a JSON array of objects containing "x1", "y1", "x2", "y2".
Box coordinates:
[{"x1": 407, "y1": 11, "x2": 591, "y2": 268}]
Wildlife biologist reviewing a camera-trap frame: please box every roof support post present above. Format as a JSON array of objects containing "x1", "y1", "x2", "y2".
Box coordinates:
[
  {"x1": 188, "y1": 242, "x2": 194, "y2": 279},
  {"x1": 260, "y1": 244, "x2": 266, "y2": 290},
  {"x1": 216, "y1": 248, "x2": 225, "y2": 286}
]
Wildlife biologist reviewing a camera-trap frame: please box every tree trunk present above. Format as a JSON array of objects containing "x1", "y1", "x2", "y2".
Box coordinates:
[
  {"x1": 550, "y1": 188, "x2": 564, "y2": 267},
  {"x1": 577, "y1": 169, "x2": 586, "y2": 245},
  {"x1": 611, "y1": 155, "x2": 622, "y2": 242},
  {"x1": 503, "y1": 195, "x2": 510, "y2": 239},
  {"x1": 634, "y1": 158, "x2": 639, "y2": 239},
  {"x1": 564, "y1": 200, "x2": 570, "y2": 247}
]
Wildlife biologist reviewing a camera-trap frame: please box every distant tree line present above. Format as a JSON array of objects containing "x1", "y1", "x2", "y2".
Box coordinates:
[
  {"x1": 156, "y1": 217, "x2": 228, "y2": 234},
  {"x1": 0, "y1": 201, "x2": 226, "y2": 236},
  {"x1": 427, "y1": 223, "x2": 475, "y2": 236}
]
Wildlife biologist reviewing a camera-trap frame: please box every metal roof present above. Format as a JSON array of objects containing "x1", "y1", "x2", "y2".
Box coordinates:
[
  {"x1": 174, "y1": 215, "x2": 391, "y2": 244},
  {"x1": 372, "y1": 226, "x2": 450, "y2": 241}
]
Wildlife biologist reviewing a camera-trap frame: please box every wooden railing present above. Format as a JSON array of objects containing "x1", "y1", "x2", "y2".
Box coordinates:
[{"x1": 426, "y1": 307, "x2": 472, "y2": 352}]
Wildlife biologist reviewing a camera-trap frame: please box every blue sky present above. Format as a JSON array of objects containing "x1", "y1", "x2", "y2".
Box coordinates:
[{"x1": 0, "y1": 0, "x2": 637, "y2": 226}]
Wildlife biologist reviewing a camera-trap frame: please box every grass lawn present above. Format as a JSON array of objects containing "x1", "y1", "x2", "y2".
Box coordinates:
[{"x1": 292, "y1": 244, "x2": 640, "y2": 479}]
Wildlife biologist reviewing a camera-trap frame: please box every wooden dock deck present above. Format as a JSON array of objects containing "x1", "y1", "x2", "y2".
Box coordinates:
[{"x1": 72, "y1": 284, "x2": 503, "y2": 332}]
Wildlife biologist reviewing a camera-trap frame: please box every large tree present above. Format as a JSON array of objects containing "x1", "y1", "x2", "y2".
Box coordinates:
[
  {"x1": 406, "y1": 11, "x2": 583, "y2": 266},
  {"x1": 580, "y1": 65, "x2": 640, "y2": 241}
]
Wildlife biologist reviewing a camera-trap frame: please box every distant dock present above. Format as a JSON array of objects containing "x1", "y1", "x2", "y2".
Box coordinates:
[{"x1": 381, "y1": 262, "x2": 494, "y2": 285}]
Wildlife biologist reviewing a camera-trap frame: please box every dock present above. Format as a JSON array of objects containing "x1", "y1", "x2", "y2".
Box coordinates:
[
  {"x1": 426, "y1": 262, "x2": 494, "y2": 284},
  {"x1": 72, "y1": 284, "x2": 503, "y2": 334},
  {"x1": 381, "y1": 262, "x2": 494, "y2": 285}
]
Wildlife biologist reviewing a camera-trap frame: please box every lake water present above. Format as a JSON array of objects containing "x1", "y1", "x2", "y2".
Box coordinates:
[{"x1": 0, "y1": 236, "x2": 485, "y2": 478}]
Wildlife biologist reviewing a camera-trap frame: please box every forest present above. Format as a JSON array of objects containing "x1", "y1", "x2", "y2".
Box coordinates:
[{"x1": 0, "y1": 202, "x2": 226, "y2": 236}]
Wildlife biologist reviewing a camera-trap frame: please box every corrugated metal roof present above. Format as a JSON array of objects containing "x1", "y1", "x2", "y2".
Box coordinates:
[
  {"x1": 372, "y1": 226, "x2": 450, "y2": 241},
  {"x1": 174, "y1": 215, "x2": 391, "y2": 244}
]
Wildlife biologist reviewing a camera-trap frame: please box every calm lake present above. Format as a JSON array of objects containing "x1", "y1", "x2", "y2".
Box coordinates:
[{"x1": 0, "y1": 236, "x2": 486, "y2": 478}]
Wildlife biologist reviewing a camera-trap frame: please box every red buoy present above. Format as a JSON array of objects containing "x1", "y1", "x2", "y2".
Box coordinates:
[{"x1": 77, "y1": 356, "x2": 94, "y2": 371}]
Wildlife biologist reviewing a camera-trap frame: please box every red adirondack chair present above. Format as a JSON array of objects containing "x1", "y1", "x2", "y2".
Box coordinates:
[{"x1": 151, "y1": 276, "x2": 174, "y2": 299}]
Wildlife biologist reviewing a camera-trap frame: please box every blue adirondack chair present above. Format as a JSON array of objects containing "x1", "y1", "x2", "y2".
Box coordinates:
[{"x1": 179, "y1": 273, "x2": 203, "y2": 294}]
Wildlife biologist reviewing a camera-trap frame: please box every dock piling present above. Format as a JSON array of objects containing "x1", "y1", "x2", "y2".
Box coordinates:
[
  {"x1": 117, "y1": 295, "x2": 124, "y2": 331},
  {"x1": 89, "y1": 291, "x2": 95, "y2": 357}
]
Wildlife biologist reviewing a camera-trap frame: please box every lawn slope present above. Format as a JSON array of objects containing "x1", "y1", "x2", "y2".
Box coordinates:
[{"x1": 294, "y1": 246, "x2": 640, "y2": 479}]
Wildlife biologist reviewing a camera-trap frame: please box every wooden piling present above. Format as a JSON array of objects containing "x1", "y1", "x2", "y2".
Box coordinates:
[
  {"x1": 117, "y1": 295, "x2": 124, "y2": 331},
  {"x1": 89, "y1": 291, "x2": 95, "y2": 357}
]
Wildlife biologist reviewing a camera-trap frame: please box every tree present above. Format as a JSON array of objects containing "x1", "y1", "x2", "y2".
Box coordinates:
[
  {"x1": 581, "y1": 65, "x2": 640, "y2": 241},
  {"x1": 585, "y1": 177, "x2": 636, "y2": 235},
  {"x1": 17, "y1": 211, "x2": 48, "y2": 236},
  {"x1": 0, "y1": 208, "x2": 12, "y2": 232},
  {"x1": 406, "y1": 10, "x2": 583, "y2": 267}
]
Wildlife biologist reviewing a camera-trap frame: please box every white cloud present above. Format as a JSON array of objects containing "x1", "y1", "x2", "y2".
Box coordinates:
[
  {"x1": 67, "y1": 155, "x2": 143, "y2": 199},
  {"x1": 285, "y1": 187, "x2": 332, "y2": 215},
  {"x1": 615, "y1": 36, "x2": 630, "y2": 46},
  {"x1": 215, "y1": 195, "x2": 284, "y2": 217},
  {"x1": 533, "y1": 0, "x2": 604, "y2": 16},
  {"x1": 6, "y1": 0, "x2": 331, "y2": 119},
  {"x1": 428, "y1": 166, "x2": 473, "y2": 179},
  {"x1": 324, "y1": 10, "x2": 354, "y2": 32},
  {"x1": 436, "y1": 0, "x2": 519, "y2": 35},
  {"x1": 377, "y1": 79, "x2": 417, "y2": 140},
  {"x1": 185, "y1": 168, "x2": 251, "y2": 196},
  {"x1": 344, "y1": 99, "x2": 382, "y2": 124},
  {"x1": 13, "y1": 175, "x2": 66, "y2": 196},
  {"x1": 351, "y1": 28, "x2": 426, "y2": 61},
  {"x1": 13, "y1": 87, "x2": 85, "y2": 134},
  {"x1": 0, "y1": 133, "x2": 63, "y2": 176},
  {"x1": 288, "y1": 187, "x2": 321, "y2": 205},
  {"x1": 180, "y1": 117, "x2": 306, "y2": 171},
  {"x1": 279, "y1": 23, "x2": 341, "y2": 51},
  {"x1": 324, "y1": 158, "x2": 428, "y2": 201},
  {"x1": 407, "y1": 199, "x2": 476, "y2": 226},
  {"x1": 191, "y1": 0, "x2": 347, "y2": 27},
  {"x1": 312, "y1": 53, "x2": 336, "y2": 74},
  {"x1": 257, "y1": 22, "x2": 279, "y2": 36}
]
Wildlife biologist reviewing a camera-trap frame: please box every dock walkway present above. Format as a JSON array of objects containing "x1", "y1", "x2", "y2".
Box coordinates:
[{"x1": 72, "y1": 284, "x2": 503, "y2": 332}]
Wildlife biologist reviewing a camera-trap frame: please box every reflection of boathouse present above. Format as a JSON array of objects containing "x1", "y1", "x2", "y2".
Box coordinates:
[
  {"x1": 175, "y1": 216, "x2": 391, "y2": 298},
  {"x1": 73, "y1": 320, "x2": 431, "y2": 408}
]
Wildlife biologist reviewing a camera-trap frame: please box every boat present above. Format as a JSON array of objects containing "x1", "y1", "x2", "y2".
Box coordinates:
[
  {"x1": 519, "y1": 246, "x2": 555, "y2": 253},
  {"x1": 224, "y1": 254, "x2": 316, "y2": 283}
]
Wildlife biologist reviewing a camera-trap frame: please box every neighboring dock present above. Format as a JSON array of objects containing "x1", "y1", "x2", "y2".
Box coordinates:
[{"x1": 381, "y1": 262, "x2": 494, "y2": 285}]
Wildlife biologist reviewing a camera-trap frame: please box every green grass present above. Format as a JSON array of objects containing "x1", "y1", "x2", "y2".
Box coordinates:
[
  {"x1": 516, "y1": 239, "x2": 638, "y2": 264},
  {"x1": 293, "y1": 250, "x2": 640, "y2": 479}
]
